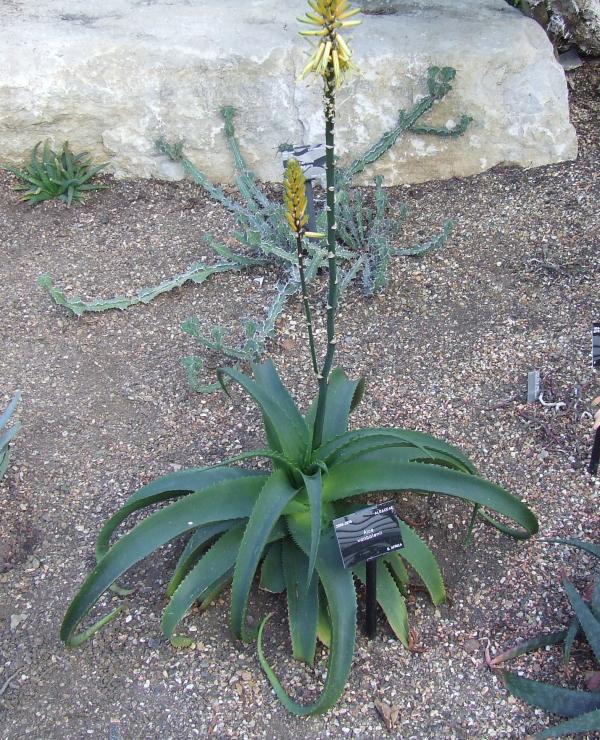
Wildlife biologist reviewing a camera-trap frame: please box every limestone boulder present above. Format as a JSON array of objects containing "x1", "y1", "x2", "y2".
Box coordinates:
[{"x1": 0, "y1": 0, "x2": 577, "y2": 185}]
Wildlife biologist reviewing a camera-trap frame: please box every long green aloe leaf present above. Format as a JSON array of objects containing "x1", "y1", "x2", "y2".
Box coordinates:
[
  {"x1": 283, "y1": 540, "x2": 319, "y2": 664},
  {"x1": 563, "y1": 580, "x2": 600, "y2": 663},
  {"x1": 322, "y1": 460, "x2": 538, "y2": 538},
  {"x1": 167, "y1": 520, "x2": 243, "y2": 598},
  {"x1": 311, "y1": 368, "x2": 364, "y2": 444},
  {"x1": 303, "y1": 471, "x2": 322, "y2": 590},
  {"x1": 315, "y1": 428, "x2": 476, "y2": 474},
  {"x1": 162, "y1": 524, "x2": 247, "y2": 640},
  {"x1": 260, "y1": 541, "x2": 285, "y2": 593},
  {"x1": 504, "y1": 672, "x2": 600, "y2": 718},
  {"x1": 230, "y1": 470, "x2": 299, "y2": 641},
  {"x1": 218, "y1": 361, "x2": 309, "y2": 462},
  {"x1": 61, "y1": 474, "x2": 267, "y2": 646},
  {"x1": 258, "y1": 526, "x2": 356, "y2": 715},
  {"x1": 397, "y1": 521, "x2": 445, "y2": 605},
  {"x1": 96, "y1": 467, "x2": 255, "y2": 562},
  {"x1": 542, "y1": 539, "x2": 600, "y2": 560},
  {"x1": 536, "y1": 708, "x2": 600, "y2": 738}
]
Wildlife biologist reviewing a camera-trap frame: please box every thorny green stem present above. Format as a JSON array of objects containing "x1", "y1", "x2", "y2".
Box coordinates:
[
  {"x1": 312, "y1": 69, "x2": 338, "y2": 450},
  {"x1": 296, "y1": 235, "x2": 319, "y2": 375}
]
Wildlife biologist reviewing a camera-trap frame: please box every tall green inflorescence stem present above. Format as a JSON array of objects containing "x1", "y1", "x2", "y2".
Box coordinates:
[
  {"x1": 296, "y1": 0, "x2": 361, "y2": 449},
  {"x1": 312, "y1": 68, "x2": 338, "y2": 449}
]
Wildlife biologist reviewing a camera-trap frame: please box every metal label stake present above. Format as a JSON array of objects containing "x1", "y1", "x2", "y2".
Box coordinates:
[{"x1": 365, "y1": 559, "x2": 377, "y2": 638}]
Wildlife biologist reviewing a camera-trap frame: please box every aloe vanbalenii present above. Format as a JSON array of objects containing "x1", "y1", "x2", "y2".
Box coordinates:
[
  {"x1": 62, "y1": 0, "x2": 538, "y2": 715},
  {"x1": 0, "y1": 391, "x2": 21, "y2": 480}
]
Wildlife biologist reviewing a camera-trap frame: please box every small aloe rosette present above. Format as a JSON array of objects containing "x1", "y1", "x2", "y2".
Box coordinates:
[{"x1": 299, "y1": 0, "x2": 361, "y2": 86}]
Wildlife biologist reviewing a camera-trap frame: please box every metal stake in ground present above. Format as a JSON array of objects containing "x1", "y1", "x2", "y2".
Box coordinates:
[
  {"x1": 365, "y1": 559, "x2": 377, "y2": 638},
  {"x1": 589, "y1": 427, "x2": 600, "y2": 476}
]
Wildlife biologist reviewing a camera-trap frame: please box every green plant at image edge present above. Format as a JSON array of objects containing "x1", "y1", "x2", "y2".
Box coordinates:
[
  {"x1": 3, "y1": 140, "x2": 107, "y2": 206},
  {"x1": 498, "y1": 539, "x2": 600, "y2": 738}
]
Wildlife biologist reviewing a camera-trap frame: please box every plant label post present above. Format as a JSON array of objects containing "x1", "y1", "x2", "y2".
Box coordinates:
[
  {"x1": 281, "y1": 145, "x2": 326, "y2": 238},
  {"x1": 527, "y1": 370, "x2": 540, "y2": 404},
  {"x1": 333, "y1": 502, "x2": 404, "y2": 638}
]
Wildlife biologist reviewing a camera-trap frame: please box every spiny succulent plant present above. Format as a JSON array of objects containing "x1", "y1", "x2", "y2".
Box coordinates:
[
  {"x1": 3, "y1": 141, "x2": 107, "y2": 206},
  {"x1": 60, "y1": 1, "x2": 535, "y2": 715}
]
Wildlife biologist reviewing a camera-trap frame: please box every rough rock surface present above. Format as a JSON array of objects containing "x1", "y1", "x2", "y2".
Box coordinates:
[
  {"x1": 0, "y1": 0, "x2": 577, "y2": 184},
  {"x1": 548, "y1": 0, "x2": 600, "y2": 55}
]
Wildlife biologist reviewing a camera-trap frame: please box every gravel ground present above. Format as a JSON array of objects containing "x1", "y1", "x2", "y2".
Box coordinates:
[{"x1": 1, "y1": 62, "x2": 599, "y2": 739}]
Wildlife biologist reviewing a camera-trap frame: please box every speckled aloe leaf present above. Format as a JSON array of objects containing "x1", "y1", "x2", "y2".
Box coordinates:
[
  {"x1": 258, "y1": 522, "x2": 356, "y2": 715},
  {"x1": 321, "y1": 459, "x2": 538, "y2": 539},
  {"x1": 61, "y1": 474, "x2": 268, "y2": 647},
  {"x1": 536, "y1": 708, "x2": 600, "y2": 738},
  {"x1": 283, "y1": 539, "x2": 319, "y2": 665},
  {"x1": 504, "y1": 672, "x2": 600, "y2": 718},
  {"x1": 230, "y1": 469, "x2": 299, "y2": 642},
  {"x1": 563, "y1": 580, "x2": 600, "y2": 664}
]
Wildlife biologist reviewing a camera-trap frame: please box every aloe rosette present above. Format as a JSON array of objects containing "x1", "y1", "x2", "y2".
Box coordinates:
[
  {"x1": 61, "y1": 0, "x2": 539, "y2": 715},
  {"x1": 61, "y1": 360, "x2": 537, "y2": 713}
]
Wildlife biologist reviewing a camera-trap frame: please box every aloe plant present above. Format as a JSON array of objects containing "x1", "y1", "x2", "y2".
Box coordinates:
[
  {"x1": 61, "y1": 0, "x2": 537, "y2": 715},
  {"x1": 495, "y1": 539, "x2": 600, "y2": 738},
  {"x1": 3, "y1": 141, "x2": 107, "y2": 206},
  {"x1": 0, "y1": 391, "x2": 21, "y2": 480}
]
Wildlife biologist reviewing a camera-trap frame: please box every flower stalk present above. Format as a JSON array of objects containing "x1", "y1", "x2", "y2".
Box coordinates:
[{"x1": 293, "y1": 0, "x2": 360, "y2": 448}]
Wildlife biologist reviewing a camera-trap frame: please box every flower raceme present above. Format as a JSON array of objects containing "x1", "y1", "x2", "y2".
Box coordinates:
[
  {"x1": 283, "y1": 158, "x2": 324, "y2": 240},
  {"x1": 299, "y1": 0, "x2": 361, "y2": 86}
]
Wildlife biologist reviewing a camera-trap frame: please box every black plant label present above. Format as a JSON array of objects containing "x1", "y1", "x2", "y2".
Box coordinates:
[
  {"x1": 593, "y1": 323, "x2": 600, "y2": 368},
  {"x1": 333, "y1": 501, "x2": 404, "y2": 569}
]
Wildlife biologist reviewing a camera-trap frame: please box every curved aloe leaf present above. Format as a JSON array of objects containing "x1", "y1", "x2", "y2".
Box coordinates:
[
  {"x1": 260, "y1": 541, "x2": 285, "y2": 593},
  {"x1": 504, "y1": 672, "x2": 600, "y2": 718},
  {"x1": 283, "y1": 540, "x2": 318, "y2": 664},
  {"x1": 317, "y1": 584, "x2": 332, "y2": 647},
  {"x1": 343, "y1": 444, "x2": 471, "y2": 471},
  {"x1": 167, "y1": 520, "x2": 242, "y2": 598},
  {"x1": 322, "y1": 460, "x2": 538, "y2": 538},
  {"x1": 383, "y1": 551, "x2": 409, "y2": 589},
  {"x1": 542, "y1": 539, "x2": 600, "y2": 560},
  {"x1": 96, "y1": 467, "x2": 255, "y2": 562},
  {"x1": 563, "y1": 580, "x2": 600, "y2": 663},
  {"x1": 162, "y1": 524, "x2": 246, "y2": 640},
  {"x1": 219, "y1": 361, "x2": 309, "y2": 462},
  {"x1": 354, "y1": 560, "x2": 409, "y2": 645},
  {"x1": 230, "y1": 470, "x2": 299, "y2": 641},
  {"x1": 537, "y1": 708, "x2": 600, "y2": 738},
  {"x1": 303, "y1": 470, "x2": 322, "y2": 589},
  {"x1": 315, "y1": 428, "x2": 476, "y2": 474},
  {"x1": 258, "y1": 527, "x2": 356, "y2": 715},
  {"x1": 304, "y1": 368, "x2": 363, "y2": 444},
  {"x1": 61, "y1": 474, "x2": 267, "y2": 646},
  {"x1": 563, "y1": 617, "x2": 580, "y2": 664},
  {"x1": 397, "y1": 521, "x2": 445, "y2": 605}
]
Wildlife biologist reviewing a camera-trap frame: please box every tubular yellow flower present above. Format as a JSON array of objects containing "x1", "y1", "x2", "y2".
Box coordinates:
[
  {"x1": 298, "y1": 0, "x2": 361, "y2": 88},
  {"x1": 283, "y1": 159, "x2": 308, "y2": 237}
]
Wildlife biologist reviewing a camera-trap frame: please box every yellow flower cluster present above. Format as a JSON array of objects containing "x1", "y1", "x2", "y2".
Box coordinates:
[
  {"x1": 284, "y1": 159, "x2": 324, "y2": 239},
  {"x1": 284, "y1": 159, "x2": 308, "y2": 236},
  {"x1": 298, "y1": 0, "x2": 361, "y2": 87}
]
